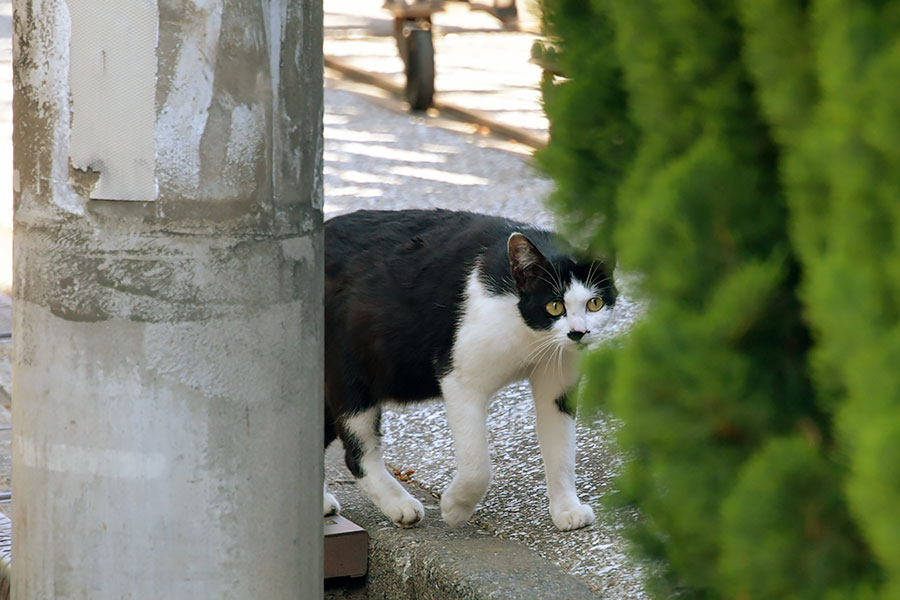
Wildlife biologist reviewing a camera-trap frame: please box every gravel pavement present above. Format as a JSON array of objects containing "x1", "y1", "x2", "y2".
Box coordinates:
[{"x1": 323, "y1": 80, "x2": 648, "y2": 598}]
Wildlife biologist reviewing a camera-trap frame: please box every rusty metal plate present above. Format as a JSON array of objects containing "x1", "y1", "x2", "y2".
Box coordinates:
[{"x1": 324, "y1": 515, "x2": 368, "y2": 579}]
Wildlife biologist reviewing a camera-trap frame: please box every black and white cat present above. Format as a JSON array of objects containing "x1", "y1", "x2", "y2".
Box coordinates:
[{"x1": 323, "y1": 209, "x2": 617, "y2": 531}]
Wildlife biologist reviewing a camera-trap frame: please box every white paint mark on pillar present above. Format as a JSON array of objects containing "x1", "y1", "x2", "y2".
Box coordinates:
[
  {"x1": 68, "y1": 0, "x2": 159, "y2": 201},
  {"x1": 280, "y1": 236, "x2": 313, "y2": 262},
  {"x1": 17, "y1": 435, "x2": 166, "y2": 479},
  {"x1": 225, "y1": 102, "x2": 266, "y2": 186}
]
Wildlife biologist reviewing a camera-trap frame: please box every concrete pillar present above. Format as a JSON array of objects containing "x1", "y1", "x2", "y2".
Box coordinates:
[{"x1": 11, "y1": 0, "x2": 323, "y2": 598}]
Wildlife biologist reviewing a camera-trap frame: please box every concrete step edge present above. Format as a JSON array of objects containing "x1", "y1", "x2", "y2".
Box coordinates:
[{"x1": 329, "y1": 471, "x2": 600, "y2": 600}]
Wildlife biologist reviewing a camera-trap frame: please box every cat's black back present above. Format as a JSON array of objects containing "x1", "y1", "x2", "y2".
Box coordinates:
[
  {"x1": 325, "y1": 210, "x2": 550, "y2": 407},
  {"x1": 330, "y1": 211, "x2": 506, "y2": 400}
]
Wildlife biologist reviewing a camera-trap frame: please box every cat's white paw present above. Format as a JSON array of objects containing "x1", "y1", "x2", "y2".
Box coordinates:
[
  {"x1": 324, "y1": 491, "x2": 341, "y2": 517},
  {"x1": 550, "y1": 500, "x2": 595, "y2": 531},
  {"x1": 440, "y1": 471, "x2": 491, "y2": 527},
  {"x1": 357, "y1": 471, "x2": 425, "y2": 527},
  {"x1": 440, "y1": 491, "x2": 478, "y2": 527},
  {"x1": 382, "y1": 496, "x2": 425, "y2": 528}
]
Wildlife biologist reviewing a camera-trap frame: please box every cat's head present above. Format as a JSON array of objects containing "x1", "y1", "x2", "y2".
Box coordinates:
[{"x1": 508, "y1": 232, "x2": 617, "y2": 348}]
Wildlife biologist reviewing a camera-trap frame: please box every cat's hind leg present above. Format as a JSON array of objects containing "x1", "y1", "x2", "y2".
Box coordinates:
[
  {"x1": 341, "y1": 406, "x2": 424, "y2": 527},
  {"x1": 324, "y1": 404, "x2": 342, "y2": 517},
  {"x1": 324, "y1": 481, "x2": 341, "y2": 517}
]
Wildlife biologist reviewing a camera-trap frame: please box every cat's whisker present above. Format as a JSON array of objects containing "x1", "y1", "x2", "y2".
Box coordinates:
[
  {"x1": 524, "y1": 338, "x2": 555, "y2": 366},
  {"x1": 555, "y1": 342, "x2": 565, "y2": 377},
  {"x1": 524, "y1": 337, "x2": 559, "y2": 375},
  {"x1": 547, "y1": 258, "x2": 564, "y2": 290},
  {"x1": 589, "y1": 270, "x2": 610, "y2": 290},
  {"x1": 587, "y1": 262, "x2": 604, "y2": 292},
  {"x1": 534, "y1": 274, "x2": 562, "y2": 294},
  {"x1": 536, "y1": 264, "x2": 563, "y2": 297}
]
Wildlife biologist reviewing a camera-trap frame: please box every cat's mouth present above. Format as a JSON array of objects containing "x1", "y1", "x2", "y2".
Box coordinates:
[{"x1": 564, "y1": 335, "x2": 590, "y2": 349}]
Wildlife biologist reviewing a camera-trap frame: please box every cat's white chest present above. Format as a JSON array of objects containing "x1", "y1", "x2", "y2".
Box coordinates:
[{"x1": 449, "y1": 270, "x2": 573, "y2": 391}]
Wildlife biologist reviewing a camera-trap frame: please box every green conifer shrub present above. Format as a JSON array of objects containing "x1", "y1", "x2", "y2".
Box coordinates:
[{"x1": 539, "y1": 0, "x2": 898, "y2": 597}]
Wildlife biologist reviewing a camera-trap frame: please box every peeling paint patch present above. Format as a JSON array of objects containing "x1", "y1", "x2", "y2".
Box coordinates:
[
  {"x1": 265, "y1": 1, "x2": 287, "y2": 103},
  {"x1": 280, "y1": 236, "x2": 313, "y2": 263},
  {"x1": 16, "y1": 0, "x2": 85, "y2": 214},
  {"x1": 224, "y1": 102, "x2": 265, "y2": 187},
  {"x1": 156, "y1": 1, "x2": 223, "y2": 198},
  {"x1": 18, "y1": 0, "x2": 71, "y2": 118}
]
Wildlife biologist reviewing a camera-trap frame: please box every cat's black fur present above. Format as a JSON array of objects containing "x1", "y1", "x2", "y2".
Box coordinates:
[{"x1": 324, "y1": 209, "x2": 615, "y2": 427}]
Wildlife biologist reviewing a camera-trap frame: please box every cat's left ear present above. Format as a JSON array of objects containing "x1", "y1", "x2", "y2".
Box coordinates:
[{"x1": 508, "y1": 233, "x2": 549, "y2": 292}]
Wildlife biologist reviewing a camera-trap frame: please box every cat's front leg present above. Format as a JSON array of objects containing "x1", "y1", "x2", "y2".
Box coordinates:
[
  {"x1": 530, "y1": 372, "x2": 595, "y2": 531},
  {"x1": 439, "y1": 374, "x2": 493, "y2": 527}
]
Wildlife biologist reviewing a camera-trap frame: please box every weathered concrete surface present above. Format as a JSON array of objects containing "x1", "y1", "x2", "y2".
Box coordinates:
[
  {"x1": 0, "y1": 2, "x2": 11, "y2": 293},
  {"x1": 329, "y1": 445, "x2": 599, "y2": 600},
  {"x1": 11, "y1": 1, "x2": 323, "y2": 598}
]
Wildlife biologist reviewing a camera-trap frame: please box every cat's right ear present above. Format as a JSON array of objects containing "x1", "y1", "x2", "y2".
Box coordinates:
[{"x1": 508, "y1": 233, "x2": 548, "y2": 292}]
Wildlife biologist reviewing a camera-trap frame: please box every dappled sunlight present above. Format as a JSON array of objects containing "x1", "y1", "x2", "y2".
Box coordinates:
[
  {"x1": 326, "y1": 129, "x2": 397, "y2": 143},
  {"x1": 322, "y1": 86, "x2": 555, "y2": 226},
  {"x1": 324, "y1": 167, "x2": 402, "y2": 186},
  {"x1": 326, "y1": 185, "x2": 384, "y2": 199},
  {"x1": 323, "y1": 0, "x2": 547, "y2": 145},
  {"x1": 420, "y1": 142, "x2": 462, "y2": 155},
  {"x1": 387, "y1": 165, "x2": 488, "y2": 186},
  {"x1": 329, "y1": 141, "x2": 447, "y2": 164},
  {"x1": 323, "y1": 113, "x2": 352, "y2": 126}
]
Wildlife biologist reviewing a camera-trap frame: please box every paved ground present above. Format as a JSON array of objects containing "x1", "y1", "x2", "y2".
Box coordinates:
[
  {"x1": 325, "y1": 0, "x2": 548, "y2": 145},
  {"x1": 321, "y1": 77, "x2": 647, "y2": 597}
]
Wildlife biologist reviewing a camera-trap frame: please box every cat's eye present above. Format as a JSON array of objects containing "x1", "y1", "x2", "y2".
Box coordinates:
[
  {"x1": 545, "y1": 301, "x2": 565, "y2": 317},
  {"x1": 587, "y1": 297, "x2": 604, "y2": 312}
]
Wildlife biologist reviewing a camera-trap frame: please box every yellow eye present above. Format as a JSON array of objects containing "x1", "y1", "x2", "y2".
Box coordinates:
[
  {"x1": 587, "y1": 297, "x2": 604, "y2": 312},
  {"x1": 545, "y1": 301, "x2": 565, "y2": 317}
]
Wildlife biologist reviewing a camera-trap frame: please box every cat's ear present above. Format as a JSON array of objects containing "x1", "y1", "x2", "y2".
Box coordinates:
[{"x1": 508, "y1": 233, "x2": 549, "y2": 292}]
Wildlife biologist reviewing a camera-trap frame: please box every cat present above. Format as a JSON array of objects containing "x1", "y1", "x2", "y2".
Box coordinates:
[{"x1": 323, "y1": 209, "x2": 617, "y2": 531}]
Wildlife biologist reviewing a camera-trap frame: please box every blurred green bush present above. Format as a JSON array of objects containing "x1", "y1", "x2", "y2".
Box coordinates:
[{"x1": 538, "y1": 1, "x2": 899, "y2": 597}]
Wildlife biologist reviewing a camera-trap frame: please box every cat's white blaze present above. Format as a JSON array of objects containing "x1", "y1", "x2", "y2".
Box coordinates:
[
  {"x1": 343, "y1": 408, "x2": 424, "y2": 527},
  {"x1": 563, "y1": 278, "x2": 596, "y2": 334},
  {"x1": 451, "y1": 269, "x2": 546, "y2": 386},
  {"x1": 562, "y1": 277, "x2": 615, "y2": 347}
]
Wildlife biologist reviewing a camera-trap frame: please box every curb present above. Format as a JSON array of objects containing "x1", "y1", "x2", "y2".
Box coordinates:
[{"x1": 327, "y1": 453, "x2": 600, "y2": 600}]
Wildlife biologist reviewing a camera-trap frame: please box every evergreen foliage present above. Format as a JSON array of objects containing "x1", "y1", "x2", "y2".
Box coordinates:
[{"x1": 539, "y1": 0, "x2": 900, "y2": 597}]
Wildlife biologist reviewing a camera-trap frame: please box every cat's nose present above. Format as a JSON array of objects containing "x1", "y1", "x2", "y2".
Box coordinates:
[{"x1": 567, "y1": 331, "x2": 586, "y2": 342}]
